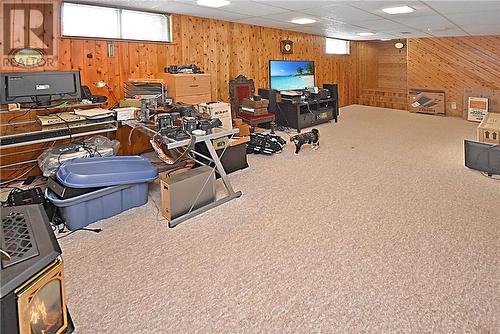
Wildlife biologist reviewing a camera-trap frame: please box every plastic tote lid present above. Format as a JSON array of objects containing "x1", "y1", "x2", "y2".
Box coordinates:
[{"x1": 56, "y1": 156, "x2": 158, "y2": 188}]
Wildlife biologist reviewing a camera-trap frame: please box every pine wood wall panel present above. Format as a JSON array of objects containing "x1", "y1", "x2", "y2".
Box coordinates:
[{"x1": 407, "y1": 36, "x2": 500, "y2": 117}]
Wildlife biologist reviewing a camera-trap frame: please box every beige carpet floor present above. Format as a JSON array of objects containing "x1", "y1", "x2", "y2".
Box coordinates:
[{"x1": 60, "y1": 105, "x2": 499, "y2": 333}]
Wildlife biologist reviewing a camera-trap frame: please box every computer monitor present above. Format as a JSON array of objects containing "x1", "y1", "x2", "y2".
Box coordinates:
[
  {"x1": 269, "y1": 60, "x2": 315, "y2": 91},
  {"x1": 464, "y1": 140, "x2": 500, "y2": 176},
  {"x1": 0, "y1": 71, "x2": 82, "y2": 107}
]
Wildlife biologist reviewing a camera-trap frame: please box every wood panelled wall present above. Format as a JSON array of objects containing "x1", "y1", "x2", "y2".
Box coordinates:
[
  {"x1": 55, "y1": 15, "x2": 360, "y2": 107},
  {"x1": 407, "y1": 36, "x2": 500, "y2": 117},
  {"x1": 353, "y1": 40, "x2": 407, "y2": 92}
]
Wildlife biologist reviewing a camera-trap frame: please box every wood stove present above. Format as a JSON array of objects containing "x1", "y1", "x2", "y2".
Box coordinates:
[{"x1": 1, "y1": 205, "x2": 74, "y2": 334}]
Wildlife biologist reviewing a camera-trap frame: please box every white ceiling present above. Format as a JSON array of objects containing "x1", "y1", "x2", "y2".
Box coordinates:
[{"x1": 73, "y1": 0, "x2": 500, "y2": 40}]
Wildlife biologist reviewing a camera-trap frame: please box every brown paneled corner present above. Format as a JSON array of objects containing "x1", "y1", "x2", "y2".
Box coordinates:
[{"x1": 407, "y1": 36, "x2": 500, "y2": 117}]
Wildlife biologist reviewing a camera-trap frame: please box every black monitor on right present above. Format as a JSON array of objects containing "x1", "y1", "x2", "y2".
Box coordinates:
[
  {"x1": 464, "y1": 140, "x2": 500, "y2": 176},
  {"x1": 0, "y1": 71, "x2": 82, "y2": 107}
]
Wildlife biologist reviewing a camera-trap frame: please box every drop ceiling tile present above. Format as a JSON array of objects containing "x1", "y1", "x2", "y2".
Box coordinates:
[
  {"x1": 426, "y1": 28, "x2": 468, "y2": 37},
  {"x1": 152, "y1": 1, "x2": 251, "y2": 20},
  {"x1": 235, "y1": 17, "x2": 297, "y2": 29},
  {"x1": 444, "y1": 11, "x2": 500, "y2": 26},
  {"x1": 461, "y1": 24, "x2": 500, "y2": 36},
  {"x1": 350, "y1": 1, "x2": 434, "y2": 18},
  {"x1": 302, "y1": 4, "x2": 382, "y2": 22},
  {"x1": 213, "y1": 1, "x2": 291, "y2": 16},
  {"x1": 261, "y1": 11, "x2": 322, "y2": 24},
  {"x1": 392, "y1": 14, "x2": 457, "y2": 30},
  {"x1": 351, "y1": 19, "x2": 412, "y2": 31},
  {"x1": 383, "y1": 28, "x2": 432, "y2": 38},
  {"x1": 251, "y1": 1, "x2": 344, "y2": 11},
  {"x1": 423, "y1": 1, "x2": 500, "y2": 15}
]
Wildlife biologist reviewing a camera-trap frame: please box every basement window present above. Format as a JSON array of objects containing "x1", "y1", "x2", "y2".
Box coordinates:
[
  {"x1": 325, "y1": 38, "x2": 350, "y2": 55},
  {"x1": 61, "y1": 2, "x2": 171, "y2": 42}
]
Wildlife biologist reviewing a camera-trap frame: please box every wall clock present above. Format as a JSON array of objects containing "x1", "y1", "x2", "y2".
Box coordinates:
[
  {"x1": 280, "y1": 40, "x2": 294, "y2": 54},
  {"x1": 394, "y1": 42, "x2": 405, "y2": 49}
]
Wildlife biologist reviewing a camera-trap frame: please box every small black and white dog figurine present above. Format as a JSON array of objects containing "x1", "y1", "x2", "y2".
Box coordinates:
[{"x1": 290, "y1": 128, "x2": 320, "y2": 154}]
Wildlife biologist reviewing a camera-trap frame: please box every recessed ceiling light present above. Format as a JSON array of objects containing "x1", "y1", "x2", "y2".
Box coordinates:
[
  {"x1": 380, "y1": 38, "x2": 391, "y2": 41},
  {"x1": 197, "y1": 0, "x2": 230, "y2": 8},
  {"x1": 357, "y1": 32, "x2": 376, "y2": 36},
  {"x1": 290, "y1": 18, "x2": 317, "y2": 25},
  {"x1": 382, "y1": 6, "x2": 415, "y2": 15}
]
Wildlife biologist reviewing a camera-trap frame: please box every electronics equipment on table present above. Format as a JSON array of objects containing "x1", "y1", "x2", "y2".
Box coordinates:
[
  {"x1": 176, "y1": 104, "x2": 198, "y2": 117},
  {"x1": 156, "y1": 113, "x2": 176, "y2": 130},
  {"x1": 114, "y1": 107, "x2": 139, "y2": 121},
  {"x1": 159, "y1": 166, "x2": 215, "y2": 221},
  {"x1": 182, "y1": 116, "x2": 198, "y2": 133},
  {"x1": 36, "y1": 113, "x2": 87, "y2": 127},
  {"x1": 269, "y1": 60, "x2": 315, "y2": 91},
  {"x1": 280, "y1": 90, "x2": 303, "y2": 97},
  {"x1": 161, "y1": 126, "x2": 190, "y2": 140},
  {"x1": 464, "y1": 140, "x2": 500, "y2": 176},
  {"x1": 81, "y1": 85, "x2": 107, "y2": 103},
  {"x1": 139, "y1": 97, "x2": 158, "y2": 122},
  {"x1": 74, "y1": 108, "x2": 113, "y2": 119},
  {"x1": 164, "y1": 64, "x2": 204, "y2": 74},
  {"x1": 258, "y1": 88, "x2": 279, "y2": 113},
  {"x1": 5, "y1": 187, "x2": 45, "y2": 207},
  {"x1": 198, "y1": 118, "x2": 222, "y2": 134},
  {"x1": 124, "y1": 80, "x2": 167, "y2": 104},
  {"x1": 0, "y1": 71, "x2": 82, "y2": 107},
  {"x1": 307, "y1": 87, "x2": 319, "y2": 94}
]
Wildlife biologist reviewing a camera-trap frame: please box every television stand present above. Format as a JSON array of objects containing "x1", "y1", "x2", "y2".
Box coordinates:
[{"x1": 276, "y1": 97, "x2": 338, "y2": 132}]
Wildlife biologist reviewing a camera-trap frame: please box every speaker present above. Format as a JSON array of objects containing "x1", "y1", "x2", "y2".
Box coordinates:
[
  {"x1": 258, "y1": 88, "x2": 278, "y2": 113},
  {"x1": 323, "y1": 83, "x2": 339, "y2": 116}
]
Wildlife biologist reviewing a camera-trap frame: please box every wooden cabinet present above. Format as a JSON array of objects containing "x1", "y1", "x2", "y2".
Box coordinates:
[{"x1": 161, "y1": 73, "x2": 212, "y2": 105}]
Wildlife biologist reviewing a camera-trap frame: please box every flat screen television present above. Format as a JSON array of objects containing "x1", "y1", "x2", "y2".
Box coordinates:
[
  {"x1": 0, "y1": 71, "x2": 82, "y2": 107},
  {"x1": 464, "y1": 140, "x2": 500, "y2": 176},
  {"x1": 269, "y1": 60, "x2": 315, "y2": 91}
]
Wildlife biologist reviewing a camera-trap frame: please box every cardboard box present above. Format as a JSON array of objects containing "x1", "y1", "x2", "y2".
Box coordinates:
[
  {"x1": 196, "y1": 101, "x2": 232, "y2": 129},
  {"x1": 409, "y1": 89, "x2": 446, "y2": 115},
  {"x1": 463, "y1": 87, "x2": 500, "y2": 120},
  {"x1": 477, "y1": 112, "x2": 500, "y2": 145},
  {"x1": 467, "y1": 97, "x2": 489, "y2": 122}
]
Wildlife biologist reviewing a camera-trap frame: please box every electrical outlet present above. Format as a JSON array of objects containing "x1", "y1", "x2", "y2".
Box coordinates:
[{"x1": 451, "y1": 102, "x2": 457, "y2": 110}]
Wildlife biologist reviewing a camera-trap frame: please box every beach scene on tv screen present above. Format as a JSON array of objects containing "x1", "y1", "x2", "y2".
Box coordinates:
[{"x1": 270, "y1": 60, "x2": 315, "y2": 91}]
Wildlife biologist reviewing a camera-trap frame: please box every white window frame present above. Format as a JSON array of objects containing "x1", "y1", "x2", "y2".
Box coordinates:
[
  {"x1": 325, "y1": 38, "x2": 350, "y2": 55},
  {"x1": 61, "y1": 2, "x2": 172, "y2": 43}
]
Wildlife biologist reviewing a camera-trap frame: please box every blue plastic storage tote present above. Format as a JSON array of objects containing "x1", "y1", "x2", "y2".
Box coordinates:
[
  {"x1": 45, "y1": 183, "x2": 149, "y2": 230},
  {"x1": 56, "y1": 156, "x2": 157, "y2": 188},
  {"x1": 46, "y1": 155, "x2": 158, "y2": 230}
]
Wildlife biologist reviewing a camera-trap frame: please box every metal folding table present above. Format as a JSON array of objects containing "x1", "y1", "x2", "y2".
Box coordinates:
[{"x1": 124, "y1": 120, "x2": 242, "y2": 227}]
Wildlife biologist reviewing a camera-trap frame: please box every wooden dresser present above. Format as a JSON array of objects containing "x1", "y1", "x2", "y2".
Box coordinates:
[{"x1": 161, "y1": 73, "x2": 212, "y2": 105}]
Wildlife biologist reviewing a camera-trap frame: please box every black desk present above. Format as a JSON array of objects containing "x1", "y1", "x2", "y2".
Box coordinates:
[{"x1": 277, "y1": 98, "x2": 338, "y2": 132}]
